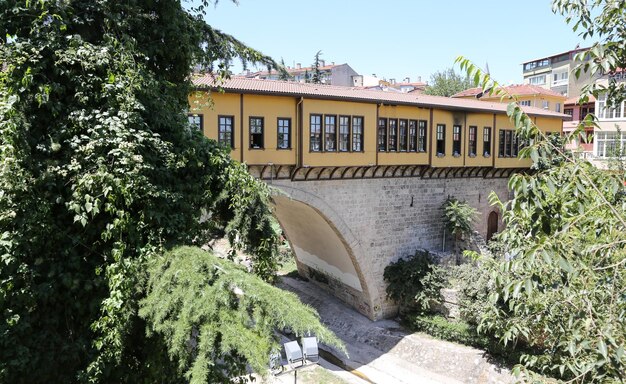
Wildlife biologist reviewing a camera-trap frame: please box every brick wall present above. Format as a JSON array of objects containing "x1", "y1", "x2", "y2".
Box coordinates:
[{"x1": 271, "y1": 177, "x2": 510, "y2": 320}]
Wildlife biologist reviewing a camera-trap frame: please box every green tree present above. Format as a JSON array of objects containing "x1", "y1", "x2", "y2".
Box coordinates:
[
  {"x1": 441, "y1": 198, "x2": 477, "y2": 261},
  {"x1": 0, "y1": 1, "x2": 339, "y2": 382},
  {"x1": 455, "y1": 1, "x2": 626, "y2": 381},
  {"x1": 311, "y1": 50, "x2": 323, "y2": 84},
  {"x1": 423, "y1": 68, "x2": 473, "y2": 97}
]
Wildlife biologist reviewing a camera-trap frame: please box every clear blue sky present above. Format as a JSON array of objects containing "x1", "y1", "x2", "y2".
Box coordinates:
[{"x1": 201, "y1": 0, "x2": 590, "y2": 85}]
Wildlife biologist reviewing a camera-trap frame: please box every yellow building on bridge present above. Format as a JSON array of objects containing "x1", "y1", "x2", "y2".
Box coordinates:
[{"x1": 189, "y1": 76, "x2": 564, "y2": 180}]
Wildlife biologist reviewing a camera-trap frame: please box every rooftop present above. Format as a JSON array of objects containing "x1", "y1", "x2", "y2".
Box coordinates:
[
  {"x1": 193, "y1": 76, "x2": 567, "y2": 119},
  {"x1": 245, "y1": 63, "x2": 344, "y2": 77},
  {"x1": 521, "y1": 46, "x2": 590, "y2": 65},
  {"x1": 452, "y1": 84, "x2": 566, "y2": 99}
]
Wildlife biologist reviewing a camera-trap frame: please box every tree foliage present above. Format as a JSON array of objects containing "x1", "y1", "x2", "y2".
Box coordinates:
[
  {"x1": 383, "y1": 251, "x2": 447, "y2": 313},
  {"x1": 454, "y1": 1, "x2": 626, "y2": 381},
  {"x1": 441, "y1": 198, "x2": 477, "y2": 239},
  {"x1": 0, "y1": 1, "x2": 332, "y2": 382},
  {"x1": 423, "y1": 68, "x2": 473, "y2": 97},
  {"x1": 140, "y1": 246, "x2": 343, "y2": 384},
  {"x1": 311, "y1": 50, "x2": 323, "y2": 84}
]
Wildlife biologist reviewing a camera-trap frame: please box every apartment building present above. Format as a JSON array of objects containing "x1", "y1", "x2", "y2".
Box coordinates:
[
  {"x1": 244, "y1": 61, "x2": 359, "y2": 87},
  {"x1": 521, "y1": 47, "x2": 599, "y2": 98},
  {"x1": 591, "y1": 71, "x2": 626, "y2": 167}
]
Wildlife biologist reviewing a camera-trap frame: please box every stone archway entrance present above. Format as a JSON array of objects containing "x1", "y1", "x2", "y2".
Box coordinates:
[{"x1": 487, "y1": 211, "x2": 498, "y2": 241}]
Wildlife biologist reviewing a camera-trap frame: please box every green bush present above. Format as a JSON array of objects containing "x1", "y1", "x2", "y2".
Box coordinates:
[
  {"x1": 383, "y1": 250, "x2": 447, "y2": 313},
  {"x1": 408, "y1": 315, "x2": 489, "y2": 348},
  {"x1": 448, "y1": 262, "x2": 492, "y2": 326}
]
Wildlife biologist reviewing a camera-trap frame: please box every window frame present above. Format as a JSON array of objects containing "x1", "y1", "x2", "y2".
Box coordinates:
[
  {"x1": 378, "y1": 118, "x2": 388, "y2": 152},
  {"x1": 418, "y1": 120, "x2": 427, "y2": 152},
  {"x1": 277, "y1": 117, "x2": 291, "y2": 150},
  {"x1": 188, "y1": 114, "x2": 203, "y2": 132},
  {"x1": 352, "y1": 116, "x2": 364, "y2": 152},
  {"x1": 388, "y1": 118, "x2": 398, "y2": 151},
  {"x1": 408, "y1": 120, "x2": 417, "y2": 152},
  {"x1": 468, "y1": 125, "x2": 477, "y2": 156},
  {"x1": 452, "y1": 124, "x2": 462, "y2": 156},
  {"x1": 249, "y1": 116, "x2": 264, "y2": 149},
  {"x1": 324, "y1": 114, "x2": 337, "y2": 152},
  {"x1": 483, "y1": 127, "x2": 491, "y2": 157},
  {"x1": 338, "y1": 115, "x2": 350, "y2": 152},
  {"x1": 436, "y1": 124, "x2": 446, "y2": 156},
  {"x1": 218, "y1": 115, "x2": 235, "y2": 149},
  {"x1": 399, "y1": 119, "x2": 408, "y2": 152},
  {"x1": 310, "y1": 114, "x2": 322, "y2": 152}
]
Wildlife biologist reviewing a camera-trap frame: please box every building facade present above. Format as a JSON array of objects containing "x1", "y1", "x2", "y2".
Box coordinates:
[
  {"x1": 521, "y1": 47, "x2": 599, "y2": 98},
  {"x1": 190, "y1": 77, "x2": 564, "y2": 170},
  {"x1": 188, "y1": 76, "x2": 565, "y2": 319},
  {"x1": 452, "y1": 84, "x2": 567, "y2": 113},
  {"x1": 592, "y1": 73, "x2": 626, "y2": 168},
  {"x1": 244, "y1": 61, "x2": 359, "y2": 87}
]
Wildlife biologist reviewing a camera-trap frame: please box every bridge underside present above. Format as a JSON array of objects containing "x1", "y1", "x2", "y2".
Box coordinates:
[{"x1": 271, "y1": 195, "x2": 375, "y2": 319}]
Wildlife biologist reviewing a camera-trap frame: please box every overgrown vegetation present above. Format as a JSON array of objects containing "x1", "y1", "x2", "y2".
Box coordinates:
[
  {"x1": 140, "y1": 246, "x2": 343, "y2": 383},
  {"x1": 383, "y1": 251, "x2": 447, "y2": 313},
  {"x1": 0, "y1": 1, "x2": 338, "y2": 382},
  {"x1": 450, "y1": 1, "x2": 626, "y2": 381}
]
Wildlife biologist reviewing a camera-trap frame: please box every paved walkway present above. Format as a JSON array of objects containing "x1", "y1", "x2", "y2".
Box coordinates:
[{"x1": 278, "y1": 276, "x2": 514, "y2": 384}]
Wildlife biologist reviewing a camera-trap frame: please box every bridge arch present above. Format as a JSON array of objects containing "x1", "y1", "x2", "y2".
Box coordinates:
[{"x1": 270, "y1": 185, "x2": 381, "y2": 320}]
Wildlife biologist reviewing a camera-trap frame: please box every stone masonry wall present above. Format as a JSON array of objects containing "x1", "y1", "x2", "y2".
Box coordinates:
[{"x1": 271, "y1": 177, "x2": 510, "y2": 320}]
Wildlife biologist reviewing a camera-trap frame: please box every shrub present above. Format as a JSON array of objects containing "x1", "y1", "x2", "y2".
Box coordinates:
[{"x1": 383, "y1": 250, "x2": 447, "y2": 313}]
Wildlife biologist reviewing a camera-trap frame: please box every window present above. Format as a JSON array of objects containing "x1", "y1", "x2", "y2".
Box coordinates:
[
  {"x1": 512, "y1": 133, "x2": 519, "y2": 157},
  {"x1": 249, "y1": 117, "x2": 264, "y2": 149},
  {"x1": 564, "y1": 108, "x2": 574, "y2": 116},
  {"x1": 277, "y1": 118, "x2": 291, "y2": 149},
  {"x1": 596, "y1": 131, "x2": 626, "y2": 158},
  {"x1": 418, "y1": 120, "x2": 427, "y2": 152},
  {"x1": 520, "y1": 100, "x2": 531, "y2": 107},
  {"x1": 218, "y1": 115, "x2": 234, "y2": 148},
  {"x1": 452, "y1": 125, "x2": 462, "y2": 156},
  {"x1": 310, "y1": 114, "x2": 322, "y2": 151},
  {"x1": 352, "y1": 116, "x2": 363, "y2": 152},
  {"x1": 468, "y1": 126, "x2": 477, "y2": 156},
  {"x1": 188, "y1": 114, "x2": 203, "y2": 131},
  {"x1": 388, "y1": 119, "x2": 398, "y2": 151},
  {"x1": 552, "y1": 71, "x2": 568, "y2": 86},
  {"x1": 324, "y1": 115, "x2": 337, "y2": 151},
  {"x1": 528, "y1": 75, "x2": 546, "y2": 85},
  {"x1": 556, "y1": 103, "x2": 561, "y2": 113},
  {"x1": 378, "y1": 118, "x2": 387, "y2": 151},
  {"x1": 505, "y1": 131, "x2": 512, "y2": 156},
  {"x1": 408, "y1": 120, "x2": 417, "y2": 152},
  {"x1": 436, "y1": 124, "x2": 446, "y2": 155},
  {"x1": 598, "y1": 93, "x2": 624, "y2": 119},
  {"x1": 542, "y1": 100, "x2": 550, "y2": 109},
  {"x1": 498, "y1": 129, "x2": 520, "y2": 157},
  {"x1": 399, "y1": 119, "x2": 408, "y2": 151},
  {"x1": 483, "y1": 127, "x2": 491, "y2": 156},
  {"x1": 339, "y1": 116, "x2": 350, "y2": 152}
]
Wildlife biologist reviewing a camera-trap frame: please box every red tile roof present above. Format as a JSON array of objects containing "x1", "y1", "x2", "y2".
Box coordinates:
[
  {"x1": 193, "y1": 76, "x2": 567, "y2": 118},
  {"x1": 564, "y1": 95, "x2": 596, "y2": 105},
  {"x1": 452, "y1": 84, "x2": 566, "y2": 99}
]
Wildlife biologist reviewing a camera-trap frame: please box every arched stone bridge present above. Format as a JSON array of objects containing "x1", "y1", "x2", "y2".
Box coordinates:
[{"x1": 249, "y1": 165, "x2": 514, "y2": 320}]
